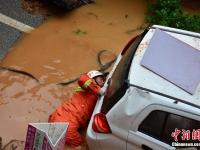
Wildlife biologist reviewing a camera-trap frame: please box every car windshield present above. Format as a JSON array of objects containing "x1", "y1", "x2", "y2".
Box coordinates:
[{"x1": 101, "y1": 31, "x2": 147, "y2": 114}]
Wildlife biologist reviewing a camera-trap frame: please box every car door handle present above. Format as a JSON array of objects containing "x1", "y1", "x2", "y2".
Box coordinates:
[{"x1": 141, "y1": 144, "x2": 153, "y2": 150}]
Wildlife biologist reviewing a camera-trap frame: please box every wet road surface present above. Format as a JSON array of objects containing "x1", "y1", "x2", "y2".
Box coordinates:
[{"x1": 0, "y1": 0, "x2": 45, "y2": 59}]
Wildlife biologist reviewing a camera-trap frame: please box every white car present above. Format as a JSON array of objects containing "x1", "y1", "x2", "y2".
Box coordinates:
[{"x1": 86, "y1": 25, "x2": 200, "y2": 150}]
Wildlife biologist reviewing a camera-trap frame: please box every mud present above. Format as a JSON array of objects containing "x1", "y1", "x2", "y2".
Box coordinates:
[
  {"x1": 2, "y1": 140, "x2": 25, "y2": 150},
  {"x1": 0, "y1": 69, "x2": 75, "y2": 147},
  {"x1": 0, "y1": 0, "x2": 147, "y2": 149},
  {"x1": 2, "y1": 0, "x2": 146, "y2": 84}
]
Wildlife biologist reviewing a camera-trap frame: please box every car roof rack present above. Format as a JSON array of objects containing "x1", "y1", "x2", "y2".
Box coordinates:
[{"x1": 128, "y1": 83, "x2": 200, "y2": 110}]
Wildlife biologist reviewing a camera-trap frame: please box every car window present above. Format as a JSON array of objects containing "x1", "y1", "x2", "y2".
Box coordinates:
[
  {"x1": 138, "y1": 110, "x2": 168, "y2": 139},
  {"x1": 163, "y1": 113, "x2": 200, "y2": 144},
  {"x1": 101, "y1": 31, "x2": 147, "y2": 114},
  {"x1": 138, "y1": 110, "x2": 200, "y2": 145}
]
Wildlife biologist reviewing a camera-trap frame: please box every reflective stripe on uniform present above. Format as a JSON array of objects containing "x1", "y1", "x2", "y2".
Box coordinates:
[
  {"x1": 75, "y1": 86, "x2": 85, "y2": 92},
  {"x1": 82, "y1": 79, "x2": 92, "y2": 89}
]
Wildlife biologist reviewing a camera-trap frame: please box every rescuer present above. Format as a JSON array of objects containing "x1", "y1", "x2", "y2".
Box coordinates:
[{"x1": 48, "y1": 70, "x2": 106, "y2": 146}]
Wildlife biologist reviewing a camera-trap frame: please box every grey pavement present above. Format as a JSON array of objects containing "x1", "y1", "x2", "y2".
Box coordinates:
[
  {"x1": 0, "y1": 0, "x2": 46, "y2": 60},
  {"x1": 0, "y1": 22, "x2": 22, "y2": 59},
  {"x1": 0, "y1": 0, "x2": 45, "y2": 27}
]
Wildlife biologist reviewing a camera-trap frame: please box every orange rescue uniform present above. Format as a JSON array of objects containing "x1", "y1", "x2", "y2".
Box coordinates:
[{"x1": 48, "y1": 74, "x2": 101, "y2": 146}]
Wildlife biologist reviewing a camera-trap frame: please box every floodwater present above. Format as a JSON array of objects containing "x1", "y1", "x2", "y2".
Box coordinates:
[{"x1": 0, "y1": 0, "x2": 147, "y2": 149}]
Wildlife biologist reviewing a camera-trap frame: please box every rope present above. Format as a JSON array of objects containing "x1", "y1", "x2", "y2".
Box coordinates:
[
  {"x1": 0, "y1": 66, "x2": 39, "y2": 82},
  {"x1": 57, "y1": 50, "x2": 117, "y2": 85},
  {"x1": 0, "y1": 50, "x2": 117, "y2": 85}
]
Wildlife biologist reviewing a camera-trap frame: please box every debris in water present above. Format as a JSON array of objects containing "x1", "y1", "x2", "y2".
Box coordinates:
[
  {"x1": 42, "y1": 65, "x2": 56, "y2": 70},
  {"x1": 2, "y1": 139, "x2": 25, "y2": 150},
  {"x1": 57, "y1": 50, "x2": 116, "y2": 86},
  {"x1": 0, "y1": 66, "x2": 39, "y2": 82},
  {"x1": 73, "y1": 29, "x2": 87, "y2": 35}
]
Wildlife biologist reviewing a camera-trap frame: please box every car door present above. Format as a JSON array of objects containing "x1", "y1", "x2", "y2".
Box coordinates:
[
  {"x1": 127, "y1": 109, "x2": 175, "y2": 150},
  {"x1": 127, "y1": 105, "x2": 200, "y2": 150}
]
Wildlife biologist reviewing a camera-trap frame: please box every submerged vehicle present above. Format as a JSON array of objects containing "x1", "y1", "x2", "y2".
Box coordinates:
[{"x1": 86, "y1": 25, "x2": 200, "y2": 150}]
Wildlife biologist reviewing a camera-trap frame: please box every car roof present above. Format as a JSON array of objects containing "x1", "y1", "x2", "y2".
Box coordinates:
[{"x1": 129, "y1": 25, "x2": 200, "y2": 108}]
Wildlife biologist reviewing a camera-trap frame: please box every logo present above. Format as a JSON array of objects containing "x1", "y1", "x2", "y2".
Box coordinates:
[{"x1": 171, "y1": 128, "x2": 200, "y2": 147}]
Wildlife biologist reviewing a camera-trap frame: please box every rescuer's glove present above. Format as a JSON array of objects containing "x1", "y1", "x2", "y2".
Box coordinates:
[{"x1": 99, "y1": 86, "x2": 107, "y2": 96}]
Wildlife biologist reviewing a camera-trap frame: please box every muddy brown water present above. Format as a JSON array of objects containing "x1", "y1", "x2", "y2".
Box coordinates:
[{"x1": 0, "y1": 0, "x2": 147, "y2": 149}]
